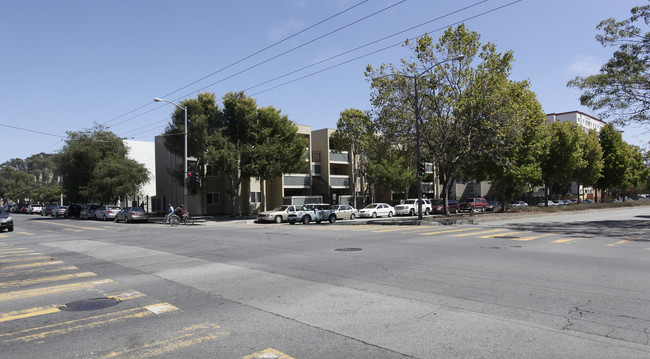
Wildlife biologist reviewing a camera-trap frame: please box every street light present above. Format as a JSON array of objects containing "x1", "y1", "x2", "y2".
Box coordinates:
[
  {"x1": 154, "y1": 97, "x2": 188, "y2": 205},
  {"x1": 373, "y1": 55, "x2": 465, "y2": 220}
]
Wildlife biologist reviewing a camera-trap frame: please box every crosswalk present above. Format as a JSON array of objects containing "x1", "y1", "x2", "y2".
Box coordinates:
[
  {"x1": 0, "y1": 242, "x2": 297, "y2": 358},
  {"x1": 0, "y1": 243, "x2": 227, "y2": 357},
  {"x1": 276, "y1": 224, "x2": 646, "y2": 248}
]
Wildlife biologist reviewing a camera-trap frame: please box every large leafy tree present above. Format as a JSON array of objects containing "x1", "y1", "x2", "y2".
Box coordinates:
[
  {"x1": 368, "y1": 25, "x2": 528, "y2": 214},
  {"x1": 568, "y1": 3, "x2": 650, "y2": 126},
  {"x1": 330, "y1": 108, "x2": 374, "y2": 208},
  {"x1": 574, "y1": 130, "x2": 604, "y2": 203},
  {"x1": 26, "y1": 153, "x2": 61, "y2": 203},
  {"x1": 540, "y1": 121, "x2": 585, "y2": 205},
  {"x1": 0, "y1": 159, "x2": 34, "y2": 204},
  {"x1": 57, "y1": 127, "x2": 149, "y2": 204},
  {"x1": 597, "y1": 123, "x2": 629, "y2": 199}
]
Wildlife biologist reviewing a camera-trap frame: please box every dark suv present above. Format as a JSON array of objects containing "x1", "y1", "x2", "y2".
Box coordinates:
[
  {"x1": 64, "y1": 204, "x2": 83, "y2": 218},
  {"x1": 459, "y1": 198, "x2": 488, "y2": 213}
]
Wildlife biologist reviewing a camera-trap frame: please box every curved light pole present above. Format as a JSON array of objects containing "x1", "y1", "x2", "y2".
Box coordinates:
[
  {"x1": 154, "y1": 98, "x2": 188, "y2": 205},
  {"x1": 373, "y1": 55, "x2": 464, "y2": 219}
]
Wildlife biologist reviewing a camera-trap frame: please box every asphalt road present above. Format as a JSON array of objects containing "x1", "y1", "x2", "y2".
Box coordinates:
[{"x1": 1, "y1": 207, "x2": 649, "y2": 358}]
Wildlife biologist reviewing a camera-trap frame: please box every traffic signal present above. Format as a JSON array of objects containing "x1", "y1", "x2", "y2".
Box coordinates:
[
  {"x1": 418, "y1": 161, "x2": 426, "y2": 177},
  {"x1": 187, "y1": 172, "x2": 194, "y2": 185}
]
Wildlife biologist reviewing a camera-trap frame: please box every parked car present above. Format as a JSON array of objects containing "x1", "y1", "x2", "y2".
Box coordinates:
[
  {"x1": 115, "y1": 207, "x2": 148, "y2": 223},
  {"x1": 510, "y1": 201, "x2": 528, "y2": 208},
  {"x1": 54, "y1": 206, "x2": 67, "y2": 217},
  {"x1": 41, "y1": 204, "x2": 58, "y2": 216},
  {"x1": 583, "y1": 199, "x2": 594, "y2": 204},
  {"x1": 94, "y1": 205, "x2": 122, "y2": 221},
  {"x1": 330, "y1": 204, "x2": 358, "y2": 220},
  {"x1": 288, "y1": 204, "x2": 337, "y2": 224},
  {"x1": 395, "y1": 199, "x2": 432, "y2": 216},
  {"x1": 430, "y1": 199, "x2": 460, "y2": 214},
  {"x1": 257, "y1": 205, "x2": 304, "y2": 223},
  {"x1": 486, "y1": 201, "x2": 499, "y2": 211},
  {"x1": 80, "y1": 204, "x2": 100, "y2": 220},
  {"x1": 26, "y1": 203, "x2": 43, "y2": 215},
  {"x1": 0, "y1": 208, "x2": 13, "y2": 232},
  {"x1": 358, "y1": 203, "x2": 395, "y2": 218},
  {"x1": 65, "y1": 204, "x2": 83, "y2": 218},
  {"x1": 459, "y1": 198, "x2": 488, "y2": 213},
  {"x1": 537, "y1": 200, "x2": 557, "y2": 206}
]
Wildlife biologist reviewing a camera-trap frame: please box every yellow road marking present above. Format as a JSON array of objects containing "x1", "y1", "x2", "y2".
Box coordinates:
[
  {"x1": 511, "y1": 233, "x2": 555, "y2": 241},
  {"x1": 420, "y1": 228, "x2": 475, "y2": 235},
  {"x1": 17, "y1": 232, "x2": 34, "y2": 236},
  {"x1": 554, "y1": 238, "x2": 580, "y2": 243},
  {"x1": 607, "y1": 240, "x2": 630, "y2": 247},
  {"x1": 0, "y1": 305, "x2": 61, "y2": 323},
  {"x1": 62, "y1": 228, "x2": 84, "y2": 232},
  {"x1": 3, "y1": 260, "x2": 65, "y2": 270},
  {"x1": 0, "y1": 265, "x2": 78, "y2": 279},
  {"x1": 1, "y1": 302, "x2": 179, "y2": 344},
  {"x1": 374, "y1": 226, "x2": 419, "y2": 233},
  {"x1": 99, "y1": 322, "x2": 228, "y2": 359},
  {"x1": 243, "y1": 348, "x2": 295, "y2": 359},
  {"x1": 0, "y1": 234, "x2": 7, "y2": 238},
  {"x1": 34, "y1": 221, "x2": 105, "y2": 231},
  {"x1": 0, "y1": 271, "x2": 97, "y2": 289},
  {"x1": 0, "y1": 255, "x2": 51, "y2": 263},
  {"x1": 451, "y1": 228, "x2": 509, "y2": 237},
  {"x1": 0, "y1": 252, "x2": 40, "y2": 259},
  {"x1": 0, "y1": 279, "x2": 116, "y2": 302},
  {"x1": 479, "y1": 231, "x2": 529, "y2": 238}
]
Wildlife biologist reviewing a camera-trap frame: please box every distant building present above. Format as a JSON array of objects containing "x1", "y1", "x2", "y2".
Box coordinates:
[
  {"x1": 546, "y1": 111, "x2": 605, "y2": 133},
  {"x1": 124, "y1": 140, "x2": 156, "y2": 210}
]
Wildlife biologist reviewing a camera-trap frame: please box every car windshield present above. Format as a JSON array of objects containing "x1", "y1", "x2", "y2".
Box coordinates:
[
  {"x1": 108, "y1": 206, "x2": 121, "y2": 210},
  {"x1": 364, "y1": 204, "x2": 379, "y2": 209},
  {"x1": 272, "y1": 206, "x2": 289, "y2": 211}
]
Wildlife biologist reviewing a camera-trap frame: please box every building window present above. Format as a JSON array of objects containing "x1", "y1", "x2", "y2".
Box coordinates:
[
  {"x1": 206, "y1": 164, "x2": 218, "y2": 177},
  {"x1": 207, "y1": 192, "x2": 220, "y2": 205},
  {"x1": 250, "y1": 192, "x2": 262, "y2": 203}
]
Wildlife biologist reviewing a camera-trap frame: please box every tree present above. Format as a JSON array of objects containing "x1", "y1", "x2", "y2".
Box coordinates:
[
  {"x1": 597, "y1": 123, "x2": 629, "y2": 200},
  {"x1": 540, "y1": 121, "x2": 585, "y2": 205},
  {"x1": 568, "y1": 3, "x2": 650, "y2": 126},
  {"x1": 162, "y1": 92, "x2": 221, "y2": 211},
  {"x1": 574, "y1": 130, "x2": 604, "y2": 203},
  {"x1": 57, "y1": 127, "x2": 149, "y2": 204},
  {"x1": 367, "y1": 25, "x2": 525, "y2": 214},
  {"x1": 331, "y1": 109, "x2": 374, "y2": 208},
  {"x1": 0, "y1": 159, "x2": 34, "y2": 204}
]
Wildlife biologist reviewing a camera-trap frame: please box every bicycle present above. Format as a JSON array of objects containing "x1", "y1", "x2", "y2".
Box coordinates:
[{"x1": 168, "y1": 214, "x2": 180, "y2": 226}]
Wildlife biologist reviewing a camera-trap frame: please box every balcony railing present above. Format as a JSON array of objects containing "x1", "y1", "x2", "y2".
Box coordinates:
[
  {"x1": 330, "y1": 175, "x2": 350, "y2": 188},
  {"x1": 284, "y1": 174, "x2": 310, "y2": 188},
  {"x1": 329, "y1": 151, "x2": 349, "y2": 163}
]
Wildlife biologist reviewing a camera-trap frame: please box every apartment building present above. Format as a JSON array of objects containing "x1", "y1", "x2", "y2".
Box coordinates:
[{"x1": 546, "y1": 111, "x2": 606, "y2": 132}]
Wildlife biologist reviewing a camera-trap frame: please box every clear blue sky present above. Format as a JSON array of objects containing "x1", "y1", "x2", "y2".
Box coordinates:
[{"x1": 1, "y1": 0, "x2": 646, "y2": 164}]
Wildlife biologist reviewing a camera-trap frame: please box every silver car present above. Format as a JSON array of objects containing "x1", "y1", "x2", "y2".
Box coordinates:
[
  {"x1": 257, "y1": 205, "x2": 302, "y2": 223},
  {"x1": 330, "y1": 204, "x2": 358, "y2": 220},
  {"x1": 358, "y1": 203, "x2": 395, "y2": 218},
  {"x1": 115, "y1": 207, "x2": 148, "y2": 223},
  {"x1": 94, "y1": 205, "x2": 122, "y2": 221}
]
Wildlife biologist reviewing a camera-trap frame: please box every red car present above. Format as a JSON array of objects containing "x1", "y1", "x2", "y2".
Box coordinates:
[{"x1": 431, "y1": 200, "x2": 460, "y2": 214}]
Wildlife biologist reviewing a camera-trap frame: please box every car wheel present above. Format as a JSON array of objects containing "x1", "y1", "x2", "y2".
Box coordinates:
[
  {"x1": 424, "y1": 208, "x2": 430, "y2": 215},
  {"x1": 409, "y1": 209, "x2": 415, "y2": 216},
  {"x1": 115, "y1": 216, "x2": 120, "y2": 223},
  {"x1": 454, "y1": 208, "x2": 459, "y2": 214},
  {"x1": 274, "y1": 215, "x2": 282, "y2": 224},
  {"x1": 8, "y1": 224, "x2": 13, "y2": 232},
  {"x1": 103, "y1": 215, "x2": 107, "y2": 221},
  {"x1": 372, "y1": 212, "x2": 377, "y2": 218},
  {"x1": 125, "y1": 217, "x2": 129, "y2": 223},
  {"x1": 302, "y1": 216, "x2": 310, "y2": 225},
  {"x1": 349, "y1": 214, "x2": 355, "y2": 220},
  {"x1": 328, "y1": 215, "x2": 336, "y2": 224},
  {"x1": 388, "y1": 211, "x2": 393, "y2": 218}
]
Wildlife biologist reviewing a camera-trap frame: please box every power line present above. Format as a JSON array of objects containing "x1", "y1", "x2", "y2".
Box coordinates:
[
  {"x1": 100, "y1": 0, "x2": 372, "y2": 128},
  {"x1": 0, "y1": 123, "x2": 64, "y2": 139}
]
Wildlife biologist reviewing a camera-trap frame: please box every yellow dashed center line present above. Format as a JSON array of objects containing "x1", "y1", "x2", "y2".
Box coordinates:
[
  {"x1": 33, "y1": 221, "x2": 105, "y2": 231},
  {"x1": 419, "y1": 228, "x2": 476, "y2": 235},
  {"x1": 607, "y1": 239, "x2": 630, "y2": 247}
]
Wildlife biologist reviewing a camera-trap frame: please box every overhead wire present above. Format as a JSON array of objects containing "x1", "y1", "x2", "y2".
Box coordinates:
[{"x1": 100, "y1": 0, "x2": 371, "y2": 128}]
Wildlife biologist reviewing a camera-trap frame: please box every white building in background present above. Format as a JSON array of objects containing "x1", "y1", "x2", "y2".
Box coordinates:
[
  {"x1": 124, "y1": 140, "x2": 156, "y2": 210},
  {"x1": 546, "y1": 111, "x2": 606, "y2": 132}
]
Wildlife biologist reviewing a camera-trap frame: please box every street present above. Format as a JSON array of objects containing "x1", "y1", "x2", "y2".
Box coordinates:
[{"x1": 1, "y1": 207, "x2": 650, "y2": 358}]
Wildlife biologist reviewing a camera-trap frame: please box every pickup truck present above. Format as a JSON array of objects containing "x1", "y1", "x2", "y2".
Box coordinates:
[
  {"x1": 459, "y1": 197, "x2": 488, "y2": 213},
  {"x1": 288, "y1": 204, "x2": 337, "y2": 224}
]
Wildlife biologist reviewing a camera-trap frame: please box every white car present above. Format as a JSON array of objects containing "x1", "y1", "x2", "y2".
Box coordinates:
[
  {"x1": 257, "y1": 205, "x2": 303, "y2": 223},
  {"x1": 358, "y1": 203, "x2": 395, "y2": 218},
  {"x1": 510, "y1": 201, "x2": 528, "y2": 208},
  {"x1": 537, "y1": 200, "x2": 557, "y2": 206}
]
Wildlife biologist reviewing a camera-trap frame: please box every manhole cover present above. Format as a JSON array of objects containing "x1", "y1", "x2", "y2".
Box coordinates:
[
  {"x1": 60, "y1": 297, "x2": 120, "y2": 311},
  {"x1": 335, "y1": 248, "x2": 362, "y2": 252}
]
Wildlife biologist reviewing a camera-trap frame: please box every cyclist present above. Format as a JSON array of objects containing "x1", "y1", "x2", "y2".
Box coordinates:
[
  {"x1": 164, "y1": 204, "x2": 174, "y2": 223},
  {"x1": 175, "y1": 204, "x2": 188, "y2": 223}
]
